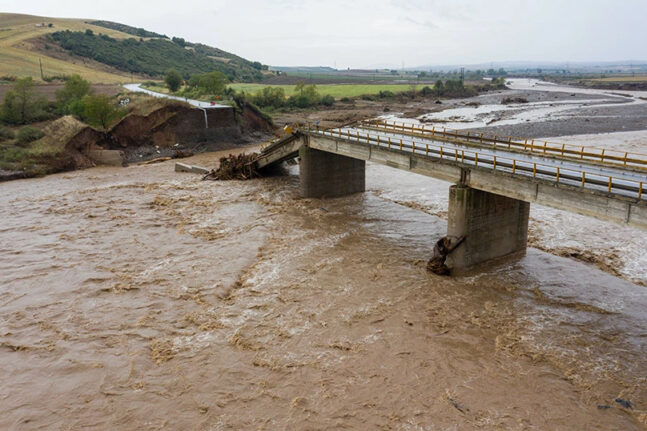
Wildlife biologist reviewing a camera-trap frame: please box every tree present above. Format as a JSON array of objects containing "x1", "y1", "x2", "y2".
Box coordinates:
[
  {"x1": 75, "y1": 95, "x2": 123, "y2": 129},
  {"x1": 171, "y1": 37, "x2": 186, "y2": 47},
  {"x1": 165, "y1": 69, "x2": 182, "y2": 92},
  {"x1": 55, "y1": 74, "x2": 92, "y2": 114},
  {"x1": 1, "y1": 77, "x2": 47, "y2": 124},
  {"x1": 434, "y1": 79, "x2": 444, "y2": 96},
  {"x1": 198, "y1": 71, "x2": 227, "y2": 95}
]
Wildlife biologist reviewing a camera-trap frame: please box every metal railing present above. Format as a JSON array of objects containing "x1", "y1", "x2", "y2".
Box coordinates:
[
  {"x1": 303, "y1": 125, "x2": 645, "y2": 201},
  {"x1": 358, "y1": 119, "x2": 647, "y2": 172}
]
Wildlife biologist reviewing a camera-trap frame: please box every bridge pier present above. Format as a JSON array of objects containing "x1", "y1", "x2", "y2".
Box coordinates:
[
  {"x1": 446, "y1": 185, "x2": 530, "y2": 271},
  {"x1": 299, "y1": 146, "x2": 365, "y2": 198}
]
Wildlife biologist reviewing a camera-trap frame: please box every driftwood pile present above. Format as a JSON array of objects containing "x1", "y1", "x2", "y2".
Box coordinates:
[{"x1": 202, "y1": 153, "x2": 261, "y2": 181}]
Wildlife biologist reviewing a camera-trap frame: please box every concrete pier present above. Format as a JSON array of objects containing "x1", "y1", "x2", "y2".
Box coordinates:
[
  {"x1": 446, "y1": 185, "x2": 530, "y2": 270},
  {"x1": 299, "y1": 146, "x2": 365, "y2": 198}
]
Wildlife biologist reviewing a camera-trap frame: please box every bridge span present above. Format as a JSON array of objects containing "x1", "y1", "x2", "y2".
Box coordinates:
[{"x1": 255, "y1": 120, "x2": 647, "y2": 271}]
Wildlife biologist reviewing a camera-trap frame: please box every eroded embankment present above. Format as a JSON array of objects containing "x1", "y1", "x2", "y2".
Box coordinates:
[{"x1": 0, "y1": 99, "x2": 273, "y2": 181}]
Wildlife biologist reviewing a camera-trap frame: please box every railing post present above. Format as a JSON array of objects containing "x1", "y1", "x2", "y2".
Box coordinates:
[
  {"x1": 533, "y1": 163, "x2": 537, "y2": 177},
  {"x1": 512, "y1": 159, "x2": 516, "y2": 174},
  {"x1": 608, "y1": 176, "x2": 612, "y2": 193},
  {"x1": 493, "y1": 156, "x2": 497, "y2": 170},
  {"x1": 556, "y1": 167, "x2": 560, "y2": 183},
  {"x1": 581, "y1": 171, "x2": 586, "y2": 187}
]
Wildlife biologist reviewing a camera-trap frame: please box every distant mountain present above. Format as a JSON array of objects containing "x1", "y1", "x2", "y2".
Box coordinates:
[{"x1": 410, "y1": 60, "x2": 647, "y2": 73}]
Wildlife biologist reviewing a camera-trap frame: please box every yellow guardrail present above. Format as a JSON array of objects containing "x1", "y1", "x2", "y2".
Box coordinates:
[
  {"x1": 302, "y1": 125, "x2": 644, "y2": 200},
  {"x1": 358, "y1": 119, "x2": 647, "y2": 172}
]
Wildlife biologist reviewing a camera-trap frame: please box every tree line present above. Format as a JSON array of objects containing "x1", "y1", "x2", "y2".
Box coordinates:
[{"x1": 0, "y1": 75, "x2": 125, "y2": 130}]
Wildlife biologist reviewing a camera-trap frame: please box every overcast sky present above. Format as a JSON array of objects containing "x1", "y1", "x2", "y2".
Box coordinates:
[{"x1": 3, "y1": 0, "x2": 646, "y2": 68}]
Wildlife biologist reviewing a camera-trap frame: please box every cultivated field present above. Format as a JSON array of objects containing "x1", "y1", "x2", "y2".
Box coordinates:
[
  {"x1": 229, "y1": 83, "x2": 419, "y2": 98},
  {"x1": 591, "y1": 75, "x2": 647, "y2": 82},
  {"x1": 0, "y1": 13, "x2": 138, "y2": 83}
]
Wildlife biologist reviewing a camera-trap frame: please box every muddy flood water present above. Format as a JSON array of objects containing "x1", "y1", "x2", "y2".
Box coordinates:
[{"x1": 2, "y1": 83, "x2": 647, "y2": 430}]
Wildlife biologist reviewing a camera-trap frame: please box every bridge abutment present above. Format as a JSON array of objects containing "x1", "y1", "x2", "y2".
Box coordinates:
[
  {"x1": 299, "y1": 146, "x2": 365, "y2": 198},
  {"x1": 446, "y1": 185, "x2": 530, "y2": 271}
]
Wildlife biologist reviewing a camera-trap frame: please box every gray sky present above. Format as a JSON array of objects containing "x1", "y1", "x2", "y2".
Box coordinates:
[{"x1": 3, "y1": 0, "x2": 646, "y2": 68}]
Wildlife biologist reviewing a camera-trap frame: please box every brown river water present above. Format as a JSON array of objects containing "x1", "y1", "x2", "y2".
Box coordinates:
[{"x1": 2, "y1": 142, "x2": 647, "y2": 430}]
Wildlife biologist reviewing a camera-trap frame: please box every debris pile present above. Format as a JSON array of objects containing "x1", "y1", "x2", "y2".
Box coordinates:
[{"x1": 203, "y1": 152, "x2": 261, "y2": 181}]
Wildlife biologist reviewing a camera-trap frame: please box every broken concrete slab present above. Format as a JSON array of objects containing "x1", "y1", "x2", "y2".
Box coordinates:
[{"x1": 175, "y1": 162, "x2": 211, "y2": 174}]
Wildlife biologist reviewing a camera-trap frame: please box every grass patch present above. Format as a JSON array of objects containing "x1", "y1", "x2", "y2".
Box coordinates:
[
  {"x1": 229, "y1": 83, "x2": 417, "y2": 99},
  {"x1": 590, "y1": 75, "x2": 647, "y2": 82}
]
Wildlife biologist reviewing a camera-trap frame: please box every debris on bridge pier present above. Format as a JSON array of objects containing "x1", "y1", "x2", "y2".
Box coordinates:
[{"x1": 202, "y1": 152, "x2": 262, "y2": 181}]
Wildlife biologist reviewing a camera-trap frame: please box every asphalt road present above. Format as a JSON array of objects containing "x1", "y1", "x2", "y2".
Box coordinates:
[{"x1": 316, "y1": 124, "x2": 647, "y2": 200}]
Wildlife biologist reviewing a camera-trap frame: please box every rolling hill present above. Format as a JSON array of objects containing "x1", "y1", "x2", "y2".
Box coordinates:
[{"x1": 0, "y1": 13, "x2": 266, "y2": 84}]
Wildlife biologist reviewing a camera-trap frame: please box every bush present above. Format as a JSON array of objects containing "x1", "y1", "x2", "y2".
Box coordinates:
[
  {"x1": 252, "y1": 86, "x2": 286, "y2": 108},
  {"x1": 420, "y1": 86, "x2": 433, "y2": 96},
  {"x1": 340, "y1": 97, "x2": 352, "y2": 103},
  {"x1": 321, "y1": 94, "x2": 335, "y2": 106},
  {"x1": 16, "y1": 126, "x2": 45, "y2": 146},
  {"x1": 0, "y1": 126, "x2": 14, "y2": 141},
  {"x1": 378, "y1": 90, "x2": 394, "y2": 98}
]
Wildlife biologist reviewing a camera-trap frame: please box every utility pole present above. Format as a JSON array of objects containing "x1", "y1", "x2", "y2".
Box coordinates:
[{"x1": 460, "y1": 67, "x2": 465, "y2": 83}]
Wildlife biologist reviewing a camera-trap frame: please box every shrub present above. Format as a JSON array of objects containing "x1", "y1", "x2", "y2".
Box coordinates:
[
  {"x1": 378, "y1": 90, "x2": 394, "y2": 98},
  {"x1": 420, "y1": 86, "x2": 433, "y2": 96},
  {"x1": 0, "y1": 126, "x2": 14, "y2": 141},
  {"x1": 252, "y1": 86, "x2": 286, "y2": 108},
  {"x1": 16, "y1": 126, "x2": 45, "y2": 146},
  {"x1": 321, "y1": 94, "x2": 335, "y2": 106}
]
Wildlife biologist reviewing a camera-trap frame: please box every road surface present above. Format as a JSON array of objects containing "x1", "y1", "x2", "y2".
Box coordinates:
[{"x1": 123, "y1": 83, "x2": 230, "y2": 108}]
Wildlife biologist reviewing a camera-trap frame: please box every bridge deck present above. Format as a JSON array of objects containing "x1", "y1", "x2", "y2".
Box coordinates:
[
  {"x1": 256, "y1": 121, "x2": 647, "y2": 229},
  {"x1": 314, "y1": 124, "x2": 646, "y2": 201}
]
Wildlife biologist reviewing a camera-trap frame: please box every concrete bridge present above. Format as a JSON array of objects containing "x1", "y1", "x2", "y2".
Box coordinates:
[{"x1": 255, "y1": 120, "x2": 647, "y2": 271}]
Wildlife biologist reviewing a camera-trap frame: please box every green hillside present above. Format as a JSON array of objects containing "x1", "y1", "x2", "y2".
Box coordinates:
[{"x1": 0, "y1": 13, "x2": 266, "y2": 83}]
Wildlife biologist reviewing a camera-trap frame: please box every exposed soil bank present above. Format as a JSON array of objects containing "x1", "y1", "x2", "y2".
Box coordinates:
[{"x1": 0, "y1": 99, "x2": 273, "y2": 181}]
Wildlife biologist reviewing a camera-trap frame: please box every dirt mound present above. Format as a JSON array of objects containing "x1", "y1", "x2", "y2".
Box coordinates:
[{"x1": 38, "y1": 116, "x2": 106, "y2": 169}]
